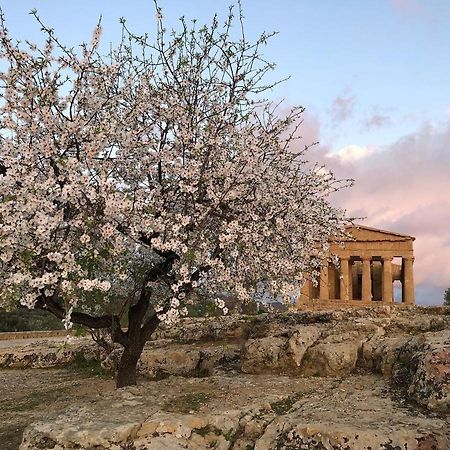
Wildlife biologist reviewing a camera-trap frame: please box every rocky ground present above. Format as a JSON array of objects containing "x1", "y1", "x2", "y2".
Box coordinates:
[
  {"x1": 0, "y1": 305, "x2": 449, "y2": 449},
  {"x1": 0, "y1": 369, "x2": 115, "y2": 450}
]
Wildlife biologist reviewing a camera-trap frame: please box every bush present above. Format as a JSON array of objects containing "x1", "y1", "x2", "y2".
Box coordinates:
[{"x1": 0, "y1": 308, "x2": 64, "y2": 332}]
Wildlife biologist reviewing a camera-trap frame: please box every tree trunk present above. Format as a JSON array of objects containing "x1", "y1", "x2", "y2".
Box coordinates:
[{"x1": 116, "y1": 343, "x2": 143, "y2": 388}]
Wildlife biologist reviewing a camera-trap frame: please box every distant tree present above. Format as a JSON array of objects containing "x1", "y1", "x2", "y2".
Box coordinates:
[
  {"x1": 444, "y1": 287, "x2": 450, "y2": 306},
  {"x1": 0, "y1": 4, "x2": 350, "y2": 387}
]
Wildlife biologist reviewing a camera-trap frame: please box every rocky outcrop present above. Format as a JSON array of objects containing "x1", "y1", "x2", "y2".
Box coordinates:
[
  {"x1": 1, "y1": 306, "x2": 450, "y2": 449},
  {"x1": 393, "y1": 331, "x2": 450, "y2": 412},
  {"x1": 153, "y1": 315, "x2": 251, "y2": 342},
  {"x1": 139, "y1": 343, "x2": 241, "y2": 379},
  {"x1": 241, "y1": 325, "x2": 322, "y2": 374},
  {"x1": 0, "y1": 339, "x2": 102, "y2": 369},
  {"x1": 2, "y1": 307, "x2": 450, "y2": 415},
  {"x1": 20, "y1": 374, "x2": 450, "y2": 450}
]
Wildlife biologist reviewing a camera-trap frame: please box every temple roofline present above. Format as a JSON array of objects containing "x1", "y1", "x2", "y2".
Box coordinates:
[{"x1": 345, "y1": 224, "x2": 416, "y2": 241}]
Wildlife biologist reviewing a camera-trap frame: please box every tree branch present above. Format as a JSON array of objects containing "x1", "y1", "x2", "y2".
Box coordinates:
[{"x1": 35, "y1": 294, "x2": 128, "y2": 346}]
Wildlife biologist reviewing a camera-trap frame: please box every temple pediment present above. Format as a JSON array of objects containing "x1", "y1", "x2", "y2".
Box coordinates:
[{"x1": 344, "y1": 225, "x2": 415, "y2": 242}]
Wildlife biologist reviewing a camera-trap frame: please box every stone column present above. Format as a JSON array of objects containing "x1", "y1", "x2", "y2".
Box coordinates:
[
  {"x1": 382, "y1": 257, "x2": 393, "y2": 303},
  {"x1": 340, "y1": 256, "x2": 350, "y2": 301},
  {"x1": 362, "y1": 257, "x2": 372, "y2": 302},
  {"x1": 298, "y1": 279, "x2": 312, "y2": 304},
  {"x1": 319, "y1": 261, "x2": 329, "y2": 300},
  {"x1": 348, "y1": 259, "x2": 353, "y2": 300},
  {"x1": 402, "y1": 257, "x2": 415, "y2": 305}
]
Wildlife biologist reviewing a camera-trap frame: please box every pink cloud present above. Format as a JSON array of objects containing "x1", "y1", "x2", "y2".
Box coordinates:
[
  {"x1": 390, "y1": 0, "x2": 422, "y2": 15},
  {"x1": 324, "y1": 122, "x2": 450, "y2": 292},
  {"x1": 389, "y1": 0, "x2": 436, "y2": 23},
  {"x1": 363, "y1": 113, "x2": 392, "y2": 130},
  {"x1": 329, "y1": 94, "x2": 356, "y2": 123},
  {"x1": 287, "y1": 107, "x2": 449, "y2": 303}
]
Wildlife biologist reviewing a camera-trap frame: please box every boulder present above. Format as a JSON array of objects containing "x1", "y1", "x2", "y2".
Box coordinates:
[
  {"x1": 399, "y1": 330, "x2": 450, "y2": 412},
  {"x1": 300, "y1": 340, "x2": 360, "y2": 376},
  {"x1": 285, "y1": 325, "x2": 322, "y2": 369},
  {"x1": 139, "y1": 347, "x2": 201, "y2": 379},
  {"x1": 241, "y1": 336, "x2": 287, "y2": 374}
]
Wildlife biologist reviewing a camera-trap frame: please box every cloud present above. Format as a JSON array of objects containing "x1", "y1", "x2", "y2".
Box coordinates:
[
  {"x1": 324, "y1": 121, "x2": 450, "y2": 303},
  {"x1": 363, "y1": 113, "x2": 392, "y2": 130},
  {"x1": 389, "y1": 0, "x2": 436, "y2": 23},
  {"x1": 289, "y1": 108, "x2": 449, "y2": 304},
  {"x1": 390, "y1": 0, "x2": 422, "y2": 15},
  {"x1": 329, "y1": 94, "x2": 356, "y2": 123},
  {"x1": 326, "y1": 144, "x2": 373, "y2": 164}
]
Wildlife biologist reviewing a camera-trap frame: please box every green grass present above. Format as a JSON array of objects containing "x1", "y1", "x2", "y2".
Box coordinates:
[
  {"x1": 163, "y1": 392, "x2": 211, "y2": 413},
  {"x1": 66, "y1": 353, "x2": 113, "y2": 379},
  {"x1": 270, "y1": 393, "x2": 302, "y2": 416}
]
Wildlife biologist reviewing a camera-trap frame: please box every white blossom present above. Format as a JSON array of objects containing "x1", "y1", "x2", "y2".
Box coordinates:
[{"x1": 0, "y1": 7, "x2": 349, "y2": 340}]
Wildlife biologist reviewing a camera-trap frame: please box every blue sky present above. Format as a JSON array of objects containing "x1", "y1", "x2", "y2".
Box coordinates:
[
  {"x1": 2, "y1": 0, "x2": 450, "y2": 150},
  {"x1": 2, "y1": 0, "x2": 450, "y2": 304}
]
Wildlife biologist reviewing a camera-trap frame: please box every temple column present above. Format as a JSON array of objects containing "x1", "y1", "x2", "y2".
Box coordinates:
[
  {"x1": 348, "y1": 259, "x2": 353, "y2": 300},
  {"x1": 402, "y1": 257, "x2": 415, "y2": 305},
  {"x1": 382, "y1": 256, "x2": 393, "y2": 303},
  {"x1": 362, "y1": 257, "x2": 372, "y2": 302},
  {"x1": 340, "y1": 256, "x2": 350, "y2": 301},
  {"x1": 299, "y1": 279, "x2": 312, "y2": 304},
  {"x1": 319, "y1": 261, "x2": 329, "y2": 300}
]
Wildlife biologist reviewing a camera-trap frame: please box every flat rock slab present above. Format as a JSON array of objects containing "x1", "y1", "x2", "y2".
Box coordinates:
[{"x1": 20, "y1": 374, "x2": 450, "y2": 450}]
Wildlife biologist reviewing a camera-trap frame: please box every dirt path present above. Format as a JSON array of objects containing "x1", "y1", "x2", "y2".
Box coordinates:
[{"x1": 0, "y1": 368, "x2": 115, "y2": 450}]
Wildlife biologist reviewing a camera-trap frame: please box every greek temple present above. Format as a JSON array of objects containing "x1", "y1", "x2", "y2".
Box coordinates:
[{"x1": 296, "y1": 225, "x2": 415, "y2": 308}]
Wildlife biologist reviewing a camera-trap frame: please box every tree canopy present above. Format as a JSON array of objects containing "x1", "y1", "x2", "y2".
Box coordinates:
[
  {"x1": 444, "y1": 287, "x2": 450, "y2": 306},
  {"x1": 0, "y1": 5, "x2": 350, "y2": 386}
]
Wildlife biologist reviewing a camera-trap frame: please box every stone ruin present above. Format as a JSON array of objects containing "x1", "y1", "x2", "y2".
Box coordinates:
[{"x1": 297, "y1": 225, "x2": 415, "y2": 309}]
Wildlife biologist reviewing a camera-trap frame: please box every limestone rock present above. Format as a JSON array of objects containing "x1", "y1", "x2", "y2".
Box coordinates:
[
  {"x1": 254, "y1": 421, "x2": 450, "y2": 450},
  {"x1": 300, "y1": 340, "x2": 360, "y2": 376},
  {"x1": 359, "y1": 335, "x2": 410, "y2": 376},
  {"x1": 286, "y1": 325, "x2": 322, "y2": 368},
  {"x1": 152, "y1": 316, "x2": 251, "y2": 342},
  {"x1": 398, "y1": 330, "x2": 450, "y2": 412},
  {"x1": 139, "y1": 347, "x2": 201, "y2": 379},
  {"x1": 138, "y1": 343, "x2": 241, "y2": 379},
  {"x1": 19, "y1": 374, "x2": 450, "y2": 450},
  {"x1": 241, "y1": 325, "x2": 322, "y2": 374},
  {"x1": 197, "y1": 345, "x2": 241, "y2": 375},
  {"x1": 241, "y1": 336, "x2": 287, "y2": 374},
  {"x1": 0, "y1": 340, "x2": 101, "y2": 369}
]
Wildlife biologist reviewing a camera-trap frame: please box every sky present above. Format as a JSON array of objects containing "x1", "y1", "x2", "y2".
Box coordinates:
[{"x1": 1, "y1": 0, "x2": 449, "y2": 304}]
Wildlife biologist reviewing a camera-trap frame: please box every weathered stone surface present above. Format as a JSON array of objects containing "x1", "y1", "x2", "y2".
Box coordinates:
[
  {"x1": 254, "y1": 373, "x2": 450, "y2": 450},
  {"x1": 20, "y1": 374, "x2": 450, "y2": 450},
  {"x1": 359, "y1": 329, "x2": 450, "y2": 412},
  {"x1": 139, "y1": 347, "x2": 202, "y2": 379},
  {"x1": 139, "y1": 343, "x2": 241, "y2": 379},
  {"x1": 152, "y1": 315, "x2": 251, "y2": 342},
  {"x1": 0, "y1": 339, "x2": 100, "y2": 369},
  {"x1": 241, "y1": 325, "x2": 323, "y2": 374},
  {"x1": 3, "y1": 306, "x2": 449, "y2": 449},
  {"x1": 300, "y1": 340, "x2": 360, "y2": 376},
  {"x1": 255, "y1": 422, "x2": 450, "y2": 450},
  {"x1": 394, "y1": 330, "x2": 450, "y2": 412},
  {"x1": 359, "y1": 335, "x2": 410, "y2": 376},
  {"x1": 241, "y1": 336, "x2": 288, "y2": 374},
  {"x1": 286, "y1": 325, "x2": 322, "y2": 368}
]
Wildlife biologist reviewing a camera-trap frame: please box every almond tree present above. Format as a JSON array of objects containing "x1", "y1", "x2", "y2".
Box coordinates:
[{"x1": 0, "y1": 5, "x2": 350, "y2": 387}]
